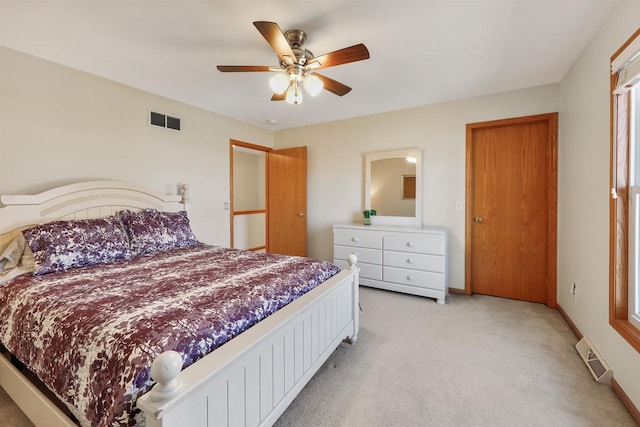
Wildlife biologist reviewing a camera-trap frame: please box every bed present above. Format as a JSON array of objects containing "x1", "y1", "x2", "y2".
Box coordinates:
[{"x1": 0, "y1": 180, "x2": 360, "y2": 427}]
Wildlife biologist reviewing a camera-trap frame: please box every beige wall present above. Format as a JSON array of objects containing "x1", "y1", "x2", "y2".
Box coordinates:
[
  {"x1": 557, "y1": 0, "x2": 640, "y2": 410},
  {"x1": 275, "y1": 85, "x2": 559, "y2": 289},
  {"x1": 0, "y1": 46, "x2": 274, "y2": 245},
  {"x1": 233, "y1": 150, "x2": 265, "y2": 211}
]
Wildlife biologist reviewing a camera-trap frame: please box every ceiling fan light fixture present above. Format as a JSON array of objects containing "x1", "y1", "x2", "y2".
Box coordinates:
[
  {"x1": 269, "y1": 72, "x2": 290, "y2": 94},
  {"x1": 303, "y1": 74, "x2": 323, "y2": 97},
  {"x1": 286, "y1": 80, "x2": 303, "y2": 104}
]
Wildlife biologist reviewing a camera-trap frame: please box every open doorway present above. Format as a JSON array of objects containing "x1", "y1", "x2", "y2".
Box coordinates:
[
  {"x1": 230, "y1": 140, "x2": 270, "y2": 252},
  {"x1": 230, "y1": 140, "x2": 308, "y2": 256}
]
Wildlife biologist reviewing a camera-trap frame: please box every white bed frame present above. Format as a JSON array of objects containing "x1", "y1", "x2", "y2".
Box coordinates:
[{"x1": 0, "y1": 180, "x2": 359, "y2": 427}]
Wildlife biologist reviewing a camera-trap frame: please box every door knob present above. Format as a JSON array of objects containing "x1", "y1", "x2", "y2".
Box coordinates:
[
  {"x1": 298, "y1": 212, "x2": 305, "y2": 218},
  {"x1": 474, "y1": 217, "x2": 483, "y2": 223}
]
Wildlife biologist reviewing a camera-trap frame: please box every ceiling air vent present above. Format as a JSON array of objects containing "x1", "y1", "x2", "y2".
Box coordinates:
[
  {"x1": 575, "y1": 337, "x2": 612, "y2": 384},
  {"x1": 149, "y1": 111, "x2": 181, "y2": 131}
]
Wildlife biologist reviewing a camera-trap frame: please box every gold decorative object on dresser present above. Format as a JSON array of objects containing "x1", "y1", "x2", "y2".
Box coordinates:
[{"x1": 333, "y1": 223, "x2": 448, "y2": 304}]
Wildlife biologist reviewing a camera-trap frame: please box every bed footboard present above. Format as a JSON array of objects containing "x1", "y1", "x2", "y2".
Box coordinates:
[{"x1": 138, "y1": 257, "x2": 359, "y2": 427}]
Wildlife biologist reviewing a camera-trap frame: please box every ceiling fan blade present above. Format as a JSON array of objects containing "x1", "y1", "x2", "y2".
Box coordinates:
[
  {"x1": 217, "y1": 65, "x2": 273, "y2": 72},
  {"x1": 307, "y1": 44, "x2": 370, "y2": 70},
  {"x1": 314, "y1": 73, "x2": 352, "y2": 96},
  {"x1": 253, "y1": 21, "x2": 296, "y2": 65},
  {"x1": 271, "y1": 92, "x2": 286, "y2": 101}
]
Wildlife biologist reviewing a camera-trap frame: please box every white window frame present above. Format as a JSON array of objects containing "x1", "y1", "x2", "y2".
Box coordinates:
[{"x1": 629, "y1": 86, "x2": 640, "y2": 329}]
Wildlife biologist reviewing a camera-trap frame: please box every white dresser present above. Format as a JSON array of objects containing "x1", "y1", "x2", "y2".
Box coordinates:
[{"x1": 333, "y1": 223, "x2": 448, "y2": 303}]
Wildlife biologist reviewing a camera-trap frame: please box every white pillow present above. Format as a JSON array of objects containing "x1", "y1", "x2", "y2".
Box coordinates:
[
  {"x1": 0, "y1": 234, "x2": 35, "y2": 284},
  {"x1": 1, "y1": 233, "x2": 27, "y2": 270}
]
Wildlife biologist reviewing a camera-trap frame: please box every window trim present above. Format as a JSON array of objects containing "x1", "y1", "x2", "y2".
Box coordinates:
[
  {"x1": 629, "y1": 185, "x2": 640, "y2": 329},
  {"x1": 630, "y1": 88, "x2": 640, "y2": 330},
  {"x1": 610, "y1": 28, "x2": 640, "y2": 353}
]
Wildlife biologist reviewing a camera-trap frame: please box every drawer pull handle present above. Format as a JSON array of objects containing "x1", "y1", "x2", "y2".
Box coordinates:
[
  {"x1": 407, "y1": 258, "x2": 415, "y2": 264},
  {"x1": 407, "y1": 242, "x2": 415, "y2": 248},
  {"x1": 352, "y1": 237, "x2": 359, "y2": 243},
  {"x1": 407, "y1": 275, "x2": 415, "y2": 281}
]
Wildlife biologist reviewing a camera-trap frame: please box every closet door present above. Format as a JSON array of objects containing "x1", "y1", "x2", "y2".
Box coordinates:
[
  {"x1": 268, "y1": 147, "x2": 307, "y2": 256},
  {"x1": 465, "y1": 113, "x2": 557, "y2": 307}
]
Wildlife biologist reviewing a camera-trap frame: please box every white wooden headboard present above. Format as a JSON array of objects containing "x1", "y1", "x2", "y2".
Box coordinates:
[{"x1": 0, "y1": 180, "x2": 190, "y2": 249}]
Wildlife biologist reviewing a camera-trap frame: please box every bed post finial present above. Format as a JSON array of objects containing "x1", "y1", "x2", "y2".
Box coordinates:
[
  {"x1": 180, "y1": 184, "x2": 190, "y2": 208},
  {"x1": 149, "y1": 350, "x2": 183, "y2": 402},
  {"x1": 347, "y1": 253, "x2": 358, "y2": 269}
]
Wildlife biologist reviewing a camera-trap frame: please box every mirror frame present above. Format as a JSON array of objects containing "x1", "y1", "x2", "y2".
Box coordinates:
[{"x1": 364, "y1": 148, "x2": 422, "y2": 226}]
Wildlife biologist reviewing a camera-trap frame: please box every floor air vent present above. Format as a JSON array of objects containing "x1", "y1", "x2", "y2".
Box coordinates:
[{"x1": 575, "y1": 337, "x2": 612, "y2": 384}]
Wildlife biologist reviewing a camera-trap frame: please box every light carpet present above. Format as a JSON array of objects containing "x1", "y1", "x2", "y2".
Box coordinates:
[
  {"x1": 274, "y1": 288, "x2": 636, "y2": 426},
  {"x1": 1, "y1": 287, "x2": 636, "y2": 426}
]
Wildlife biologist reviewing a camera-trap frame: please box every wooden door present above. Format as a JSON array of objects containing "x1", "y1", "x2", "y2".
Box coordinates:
[
  {"x1": 268, "y1": 147, "x2": 307, "y2": 256},
  {"x1": 465, "y1": 113, "x2": 557, "y2": 307}
]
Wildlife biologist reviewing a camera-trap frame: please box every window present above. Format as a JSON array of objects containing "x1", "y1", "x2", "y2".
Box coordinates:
[{"x1": 610, "y1": 28, "x2": 640, "y2": 352}]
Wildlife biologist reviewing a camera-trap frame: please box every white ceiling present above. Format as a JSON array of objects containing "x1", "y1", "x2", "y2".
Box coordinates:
[{"x1": 0, "y1": 0, "x2": 619, "y2": 131}]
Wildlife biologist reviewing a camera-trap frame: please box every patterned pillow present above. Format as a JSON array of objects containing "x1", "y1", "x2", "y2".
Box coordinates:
[
  {"x1": 23, "y1": 216, "x2": 132, "y2": 276},
  {"x1": 119, "y1": 209, "x2": 197, "y2": 255}
]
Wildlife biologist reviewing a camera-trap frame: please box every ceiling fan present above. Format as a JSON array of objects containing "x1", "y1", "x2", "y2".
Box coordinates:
[{"x1": 217, "y1": 21, "x2": 370, "y2": 104}]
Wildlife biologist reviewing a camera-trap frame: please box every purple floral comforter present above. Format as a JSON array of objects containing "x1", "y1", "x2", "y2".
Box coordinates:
[{"x1": 0, "y1": 244, "x2": 340, "y2": 426}]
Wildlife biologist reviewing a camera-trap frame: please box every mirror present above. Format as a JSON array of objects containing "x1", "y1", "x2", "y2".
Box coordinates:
[{"x1": 364, "y1": 149, "x2": 422, "y2": 226}]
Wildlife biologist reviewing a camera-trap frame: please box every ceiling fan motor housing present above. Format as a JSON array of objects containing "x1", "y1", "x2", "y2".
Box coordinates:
[
  {"x1": 284, "y1": 29, "x2": 306, "y2": 47},
  {"x1": 281, "y1": 29, "x2": 314, "y2": 67}
]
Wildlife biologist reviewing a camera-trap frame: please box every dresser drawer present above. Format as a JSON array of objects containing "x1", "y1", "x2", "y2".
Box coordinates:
[
  {"x1": 334, "y1": 228, "x2": 382, "y2": 249},
  {"x1": 334, "y1": 259, "x2": 382, "y2": 280},
  {"x1": 383, "y1": 266, "x2": 445, "y2": 289},
  {"x1": 334, "y1": 245, "x2": 382, "y2": 265},
  {"x1": 383, "y1": 233, "x2": 445, "y2": 255},
  {"x1": 359, "y1": 263, "x2": 382, "y2": 280},
  {"x1": 384, "y1": 251, "x2": 444, "y2": 273}
]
